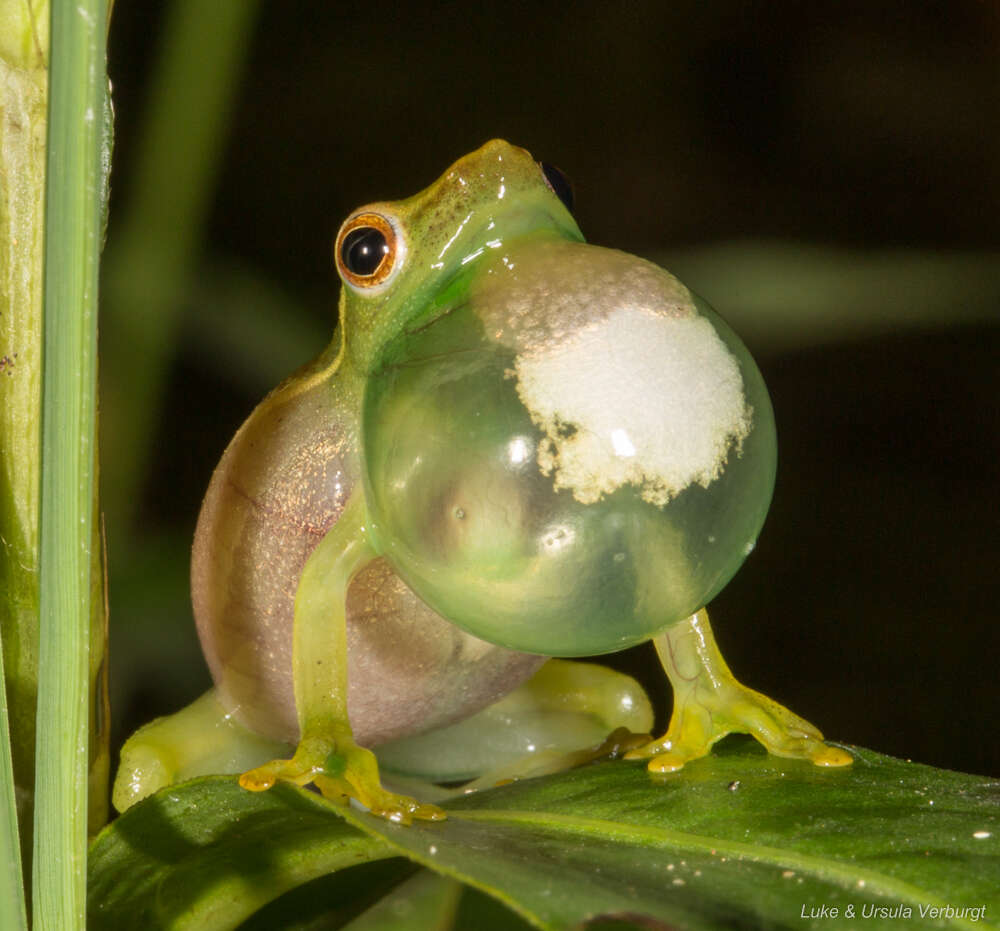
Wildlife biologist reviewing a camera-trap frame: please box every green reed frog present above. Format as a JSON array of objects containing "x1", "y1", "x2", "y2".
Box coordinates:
[{"x1": 113, "y1": 140, "x2": 851, "y2": 824}]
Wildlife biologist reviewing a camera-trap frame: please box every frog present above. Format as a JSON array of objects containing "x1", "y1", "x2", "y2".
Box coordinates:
[{"x1": 113, "y1": 140, "x2": 851, "y2": 824}]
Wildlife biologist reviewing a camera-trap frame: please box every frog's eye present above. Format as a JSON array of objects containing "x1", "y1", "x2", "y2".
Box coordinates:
[
  {"x1": 335, "y1": 212, "x2": 404, "y2": 290},
  {"x1": 539, "y1": 162, "x2": 574, "y2": 214}
]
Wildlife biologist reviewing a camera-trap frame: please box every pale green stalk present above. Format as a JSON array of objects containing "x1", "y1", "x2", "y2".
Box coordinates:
[
  {"x1": 0, "y1": 0, "x2": 49, "y2": 916},
  {"x1": 0, "y1": 638, "x2": 27, "y2": 930},
  {"x1": 32, "y1": 0, "x2": 108, "y2": 927}
]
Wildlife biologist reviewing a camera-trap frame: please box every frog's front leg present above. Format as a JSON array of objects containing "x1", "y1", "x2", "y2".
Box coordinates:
[
  {"x1": 626, "y1": 608, "x2": 853, "y2": 772},
  {"x1": 238, "y1": 492, "x2": 444, "y2": 823}
]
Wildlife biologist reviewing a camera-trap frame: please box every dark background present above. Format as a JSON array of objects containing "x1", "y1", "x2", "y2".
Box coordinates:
[{"x1": 102, "y1": 2, "x2": 999, "y2": 778}]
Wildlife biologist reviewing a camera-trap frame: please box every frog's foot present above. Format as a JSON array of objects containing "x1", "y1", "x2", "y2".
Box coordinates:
[
  {"x1": 625, "y1": 610, "x2": 853, "y2": 773},
  {"x1": 239, "y1": 734, "x2": 446, "y2": 824},
  {"x1": 454, "y1": 725, "x2": 651, "y2": 793},
  {"x1": 592, "y1": 726, "x2": 652, "y2": 760},
  {"x1": 523, "y1": 724, "x2": 651, "y2": 776},
  {"x1": 624, "y1": 681, "x2": 852, "y2": 772}
]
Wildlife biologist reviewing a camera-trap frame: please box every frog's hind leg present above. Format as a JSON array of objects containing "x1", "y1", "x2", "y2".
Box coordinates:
[
  {"x1": 112, "y1": 689, "x2": 289, "y2": 812},
  {"x1": 375, "y1": 660, "x2": 654, "y2": 792},
  {"x1": 625, "y1": 608, "x2": 853, "y2": 772}
]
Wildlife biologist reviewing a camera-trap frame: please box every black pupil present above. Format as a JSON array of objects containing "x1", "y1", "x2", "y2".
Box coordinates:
[
  {"x1": 540, "y1": 162, "x2": 574, "y2": 213},
  {"x1": 342, "y1": 226, "x2": 389, "y2": 276}
]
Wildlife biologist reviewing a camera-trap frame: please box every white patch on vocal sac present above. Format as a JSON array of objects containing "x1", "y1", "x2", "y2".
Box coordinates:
[{"x1": 513, "y1": 306, "x2": 752, "y2": 506}]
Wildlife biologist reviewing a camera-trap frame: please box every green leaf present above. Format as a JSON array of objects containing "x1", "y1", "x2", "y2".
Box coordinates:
[
  {"x1": 87, "y1": 779, "x2": 398, "y2": 929},
  {"x1": 88, "y1": 741, "x2": 999, "y2": 930},
  {"x1": 344, "y1": 742, "x2": 999, "y2": 930},
  {"x1": 340, "y1": 870, "x2": 461, "y2": 930},
  {"x1": 238, "y1": 860, "x2": 420, "y2": 931}
]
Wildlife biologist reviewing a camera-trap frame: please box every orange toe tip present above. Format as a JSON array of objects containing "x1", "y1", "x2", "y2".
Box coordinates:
[{"x1": 238, "y1": 772, "x2": 275, "y2": 791}]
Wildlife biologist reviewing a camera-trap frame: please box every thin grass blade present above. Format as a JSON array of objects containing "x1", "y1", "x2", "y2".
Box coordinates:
[{"x1": 32, "y1": 0, "x2": 109, "y2": 927}]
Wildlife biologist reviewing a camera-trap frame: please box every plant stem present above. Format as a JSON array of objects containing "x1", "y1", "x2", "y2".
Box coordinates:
[
  {"x1": 32, "y1": 0, "x2": 108, "y2": 927},
  {"x1": 0, "y1": 638, "x2": 27, "y2": 931},
  {"x1": 0, "y1": 0, "x2": 50, "y2": 912}
]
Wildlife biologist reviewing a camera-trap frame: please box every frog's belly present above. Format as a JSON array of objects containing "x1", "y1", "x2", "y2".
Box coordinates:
[
  {"x1": 191, "y1": 372, "x2": 544, "y2": 746},
  {"x1": 200, "y1": 550, "x2": 543, "y2": 746},
  {"x1": 344, "y1": 559, "x2": 545, "y2": 745}
]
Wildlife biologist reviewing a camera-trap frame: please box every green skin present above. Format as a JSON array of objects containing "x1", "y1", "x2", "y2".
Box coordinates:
[{"x1": 113, "y1": 141, "x2": 850, "y2": 824}]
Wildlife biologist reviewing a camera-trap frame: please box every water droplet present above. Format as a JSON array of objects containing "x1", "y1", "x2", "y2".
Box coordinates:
[{"x1": 973, "y1": 830, "x2": 991, "y2": 840}]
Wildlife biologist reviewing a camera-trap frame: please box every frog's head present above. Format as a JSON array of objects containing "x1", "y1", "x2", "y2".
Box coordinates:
[
  {"x1": 354, "y1": 144, "x2": 778, "y2": 657},
  {"x1": 333, "y1": 140, "x2": 581, "y2": 373}
]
